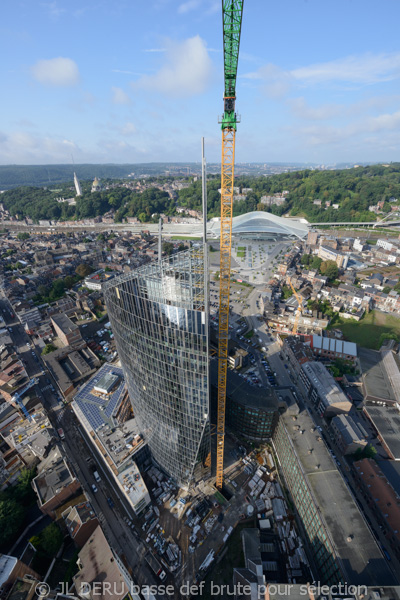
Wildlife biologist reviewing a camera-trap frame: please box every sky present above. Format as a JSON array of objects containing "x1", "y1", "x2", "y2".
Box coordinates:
[{"x1": 2, "y1": 0, "x2": 400, "y2": 165}]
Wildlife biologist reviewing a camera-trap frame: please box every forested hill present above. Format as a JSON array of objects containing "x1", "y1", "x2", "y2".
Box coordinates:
[
  {"x1": 1, "y1": 163, "x2": 400, "y2": 224},
  {"x1": 263, "y1": 162, "x2": 400, "y2": 223},
  {"x1": 177, "y1": 163, "x2": 400, "y2": 223},
  {"x1": 0, "y1": 163, "x2": 194, "y2": 189}
]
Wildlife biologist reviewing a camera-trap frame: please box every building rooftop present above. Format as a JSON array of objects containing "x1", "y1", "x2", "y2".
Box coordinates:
[
  {"x1": 117, "y1": 462, "x2": 148, "y2": 509},
  {"x1": 301, "y1": 361, "x2": 350, "y2": 408},
  {"x1": 312, "y1": 334, "x2": 357, "y2": 358},
  {"x1": 210, "y1": 359, "x2": 278, "y2": 411},
  {"x1": 2, "y1": 409, "x2": 53, "y2": 459},
  {"x1": 354, "y1": 458, "x2": 400, "y2": 545},
  {"x1": 32, "y1": 446, "x2": 77, "y2": 505},
  {"x1": 0, "y1": 555, "x2": 17, "y2": 588},
  {"x1": 43, "y1": 344, "x2": 100, "y2": 396},
  {"x1": 72, "y1": 364, "x2": 144, "y2": 471},
  {"x1": 62, "y1": 501, "x2": 97, "y2": 539},
  {"x1": 331, "y1": 414, "x2": 366, "y2": 445},
  {"x1": 280, "y1": 408, "x2": 396, "y2": 585},
  {"x1": 72, "y1": 364, "x2": 126, "y2": 431},
  {"x1": 360, "y1": 347, "x2": 399, "y2": 405},
  {"x1": 51, "y1": 313, "x2": 79, "y2": 335},
  {"x1": 364, "y1": 405, "x2": 400, "y2": 460},
  {"x1": 73, "y1": 526, "x2": 130, "y2": 600},
  {"x1": 378, "y1": 460, "x2": 400, "y2": 497}
]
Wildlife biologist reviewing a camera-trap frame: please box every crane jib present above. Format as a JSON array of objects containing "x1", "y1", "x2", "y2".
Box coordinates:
[{"x1": 221, "y1": 0, "x2": 244, "y2": 130}]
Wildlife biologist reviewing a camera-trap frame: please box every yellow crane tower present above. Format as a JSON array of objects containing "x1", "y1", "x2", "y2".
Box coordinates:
[
  {"x1": 216, "y1": 0, "x2": 244, "y2": 489},
  {"x1": 289, "y1": 278, "x2": 303, "y2": 335}
]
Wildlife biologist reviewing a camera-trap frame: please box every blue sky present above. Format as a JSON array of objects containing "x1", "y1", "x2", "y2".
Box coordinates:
[{"x1": 2, "y1": 0, "x2": 400, "y2": 165}]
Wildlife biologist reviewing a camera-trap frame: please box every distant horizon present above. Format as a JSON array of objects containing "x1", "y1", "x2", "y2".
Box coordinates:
[{"x1": 0, "y1": 160, "x2": 389, "y2": 168}]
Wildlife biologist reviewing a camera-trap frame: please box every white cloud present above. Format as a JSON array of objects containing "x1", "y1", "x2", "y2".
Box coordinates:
[
  {"x1": 142, "y1": 48, "x2": 166, "y2": 53},
  {"x1": 41, "y1": 1, "x2": 66, "y2": 19},
  {"x1": 133, "y1": 35, "x2": 213, "y2": 97},
  {"x1": 178, "y1": 0, "x2": 200, "y2": 14},
  {"x1": 288, "y1": 97, "x2": 343, "y2": 121},
  {"x1": 0, "y1": 130, "x2": 80, "y2": 163},
  {"x1": 291, "y1": 52, "x2": 400, "y2": 85},
  {"x1": 119, "y1": 122, "x2": 137, "y2": 136},
  {"x1": 31, "y1": 57, "x2": 80, "y2": 87},
  {"x1": 292, "y1": 108, "x2": 400, "y2": 149},
  {"x1": 242, "y1": 52, "x2": 400, "y2": 102},
  {"x1": 111, "y1": 86, "x2": 131, "y2": 105}
]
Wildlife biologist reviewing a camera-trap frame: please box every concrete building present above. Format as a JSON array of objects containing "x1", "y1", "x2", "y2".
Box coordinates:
[
  {"x1": 354, "y1": 458, "x2": 400, "y2": 561},
  {"x1": 360, "y1": 346, "x2": 400, "y2": 407},
  {"x1": 0, "y1": 556, "x2": 39, "y2": 600},
  {"x1": 62, "y1": 500, "x2": 99, "y2": 547},
  {"x1": 43, "y1": 343, "x2": 100, "y2": 398},
  {"x1": 307, "y1": 230, "x2": 318, "y2": 246},
  {"x1": 363, "y1": 405, "x2": 400, "y2": 460},
  {"x1": 72, "y1": 364, "x2": 150, "y2": 516},
  {"x1": 273, "y1": 408, "x2": 396, "y2": 586},
  {"x1": 283, "y1": 336, "x2": 313, "y2": 376},
  {"x1": 353, "y1": 238, "x2": 366, "y2": 252},
  {"x1": 233, "y1": 529, "x2": 265, "y2": 600},
  {"x1": 318, "y1": 245, "x2": 349, "y2": 268},
  {"x1": 228, "y1": 347, "x2": 248, "y2": 369},
  {"x1": 31, "y1": 446, "x2": 80, "y2": 518},
  {"x1": 299, "y1": 361, "x2": 352, "y2": 417},
  {"x1": 103, "y1": 247, "x2": 210, "y2": 489},
  {"x1": 2, "y1": 409, "x2": 54, "y2": 463},
  {"x1": 51, "y1": 313, "x2": 82, "y2": 347},
  {"x1": 72, "y1": 526, "x2": 138, "y2": 600},
  {"x1": 330, "y1": 414, "x2": 368, "y2": 455},
  {"x1": 377, "y1": 239, "x2": 395, "y2": 252}
]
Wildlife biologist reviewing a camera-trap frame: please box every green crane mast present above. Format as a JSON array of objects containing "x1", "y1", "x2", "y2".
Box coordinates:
[{"x1": 221, "y1": 0, "x2": 244, "y2": 130}]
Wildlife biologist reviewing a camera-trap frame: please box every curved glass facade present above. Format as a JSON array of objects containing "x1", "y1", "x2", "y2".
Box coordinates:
[{"x1": 103, "y1": 248, "x2": 210, "y2": 489}]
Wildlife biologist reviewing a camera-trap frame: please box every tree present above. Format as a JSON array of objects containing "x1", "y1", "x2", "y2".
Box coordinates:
[
  {"x1": 378, "y1": 332, "x2": 399, "y2": 349},
  {"x1": 382, "y1": 286, "x2": 392, "y2": 294},
  {"x1": 75, "y1": 263, "x2": 93, "y2": 278},
  {"x1": 281, "y1": 285, "x2": 293, "y2": 300},
  {"x1": 17, "y1": 232, "x2": 30, "y2": 240},
  {"x1": 12, "y1": 468, "x2": 36, "y2": 504},
  {"x1": 64, "y1": 275, "x2": 75, "y2": 289},
  {"x1": 0, "y1": 498, "x2": 25, "y2": 546},
  {"x1": 320, "y1": 260, "x2": 338, "y2": 280},
  {"x1": 42, "y1": 344, "x2": 56, "y2": 355},
  {"x1": 162, "y1": 242, "x2": 174, "y2": 256},
  {"x1": 310, "y1": 256, "x2": 322, "y2": 271},
  {"x1": 40, "y1": 523, "x2": 63, "y2": 557},
  {"x1": 301, "y1": 254, "x2": 310, "y2": 266}
]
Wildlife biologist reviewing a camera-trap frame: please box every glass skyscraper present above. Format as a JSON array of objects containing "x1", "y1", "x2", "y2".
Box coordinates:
[{"x1": 103, "y1": 247, "x2": 210, "y2": 489}]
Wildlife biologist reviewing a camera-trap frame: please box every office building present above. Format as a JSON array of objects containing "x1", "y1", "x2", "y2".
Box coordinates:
[
  {"x1": 51, "y1": 313, "x2": 82, "y2": 347},
  {"x1": 72, "y1": 364, "x2": 150, "y2": 515},
  {"x1": 318, "y1": 245, "x2": 349, "y2": 268},
  {"x1": 103, "y1": 247, "x2": 210, "y2": 489},
  {"x1": 273, "y1": 408, "x2": 396, "y2": 586}
]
